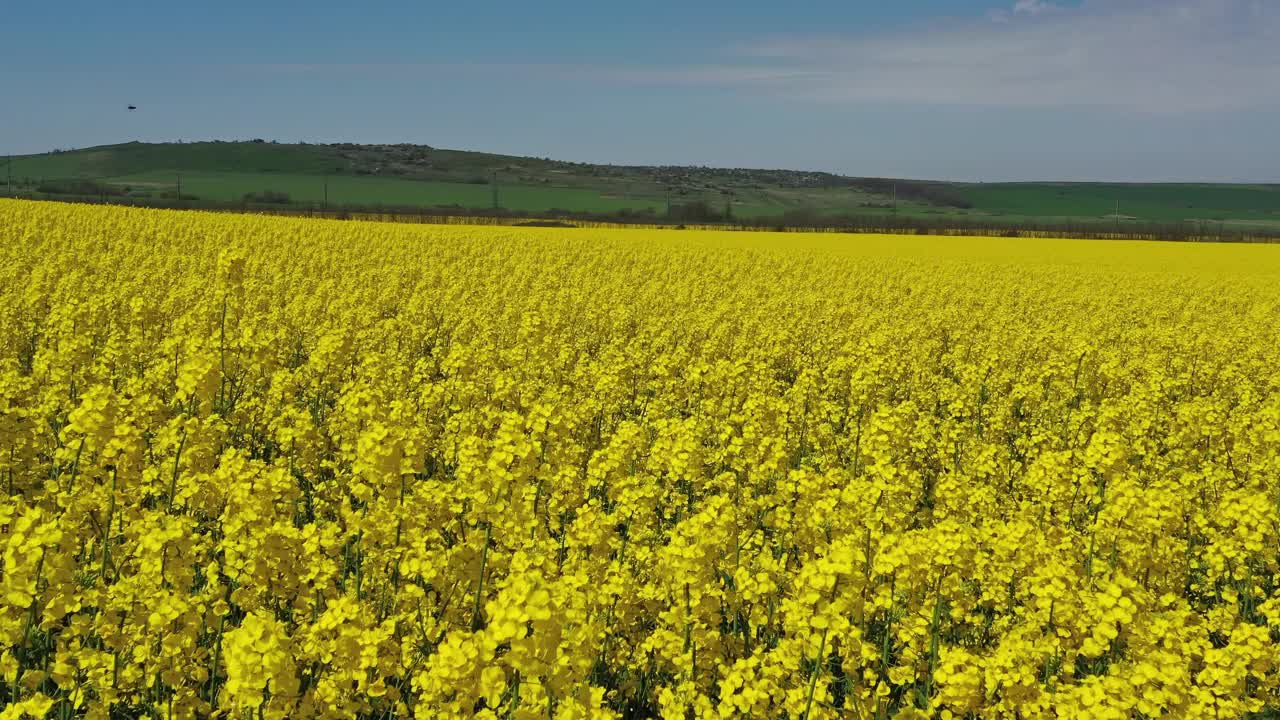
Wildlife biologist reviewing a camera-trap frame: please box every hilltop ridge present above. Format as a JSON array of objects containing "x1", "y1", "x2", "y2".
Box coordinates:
[{"x1": 5, "y1": 140, "x2": 1280, "y2": 230}]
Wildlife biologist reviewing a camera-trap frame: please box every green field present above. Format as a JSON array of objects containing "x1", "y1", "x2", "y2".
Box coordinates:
[
  {"x1": 3, "y1": 143, "x2": 852, "y2": 219},
  {"x1": 955, "y1": 183, "x2": 1280, "y2": 223},
  {"x1": 101, "y1": 171, "x2": 672, "y2": 214},
  {"x1": 5, "y1": 141, "x2": 1280, "y2": 230}
]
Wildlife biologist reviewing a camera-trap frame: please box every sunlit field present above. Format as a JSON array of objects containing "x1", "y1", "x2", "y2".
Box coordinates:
[{"x1": 2, "y1": 199, "x2": 1279, "y2": 719}]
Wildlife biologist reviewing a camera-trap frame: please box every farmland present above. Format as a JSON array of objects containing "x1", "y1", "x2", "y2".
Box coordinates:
[
  {"x1": 6, "y1": 141, "x2": 1280, "y2": 232},
  {"x1": 2, "y1": 199, "x2": 1279, "y2": 718},
  {"x1": 0, "y1": 142, "x2": 881, "y2": 220},
  {"x1": 97, "y1": 171, "x2": 678, "y2": 215}
]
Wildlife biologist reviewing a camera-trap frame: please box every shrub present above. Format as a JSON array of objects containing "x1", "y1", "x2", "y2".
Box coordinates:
[
  {"x1": 243, "y1": 190, "x2": 292, "y2": 205},
  {"x1": 36, "y1": 180, "x2": 126, "y2": 197}
]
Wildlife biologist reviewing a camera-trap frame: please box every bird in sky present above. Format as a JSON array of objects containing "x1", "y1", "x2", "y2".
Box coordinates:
[{"x1": 127, "y1": 105, "x2": 137, "y2": 110}]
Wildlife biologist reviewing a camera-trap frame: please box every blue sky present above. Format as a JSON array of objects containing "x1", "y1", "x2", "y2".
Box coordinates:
[{"x1": 4, "y1": 0, "x2": 1279, "y2": 181}]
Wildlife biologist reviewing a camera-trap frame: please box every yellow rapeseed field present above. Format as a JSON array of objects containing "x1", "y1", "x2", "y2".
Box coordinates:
[{"x1": 2, "y1": 198, "x2": 1279, "y2": 719}]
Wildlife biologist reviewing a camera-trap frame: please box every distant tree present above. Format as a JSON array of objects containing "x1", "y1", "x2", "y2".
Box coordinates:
[{"x1": 667, "y1": 200, "x2": 724, "y2": 222}]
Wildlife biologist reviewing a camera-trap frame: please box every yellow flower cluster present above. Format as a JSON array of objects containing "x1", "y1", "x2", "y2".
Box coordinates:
[{"x1": 1, "y1": 198, "x2": 1279, "y2": 719}]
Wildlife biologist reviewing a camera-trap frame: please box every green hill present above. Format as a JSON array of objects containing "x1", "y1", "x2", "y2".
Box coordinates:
[{"x1": 4, "y1": 140, "x2": 1280, "y2": 230}]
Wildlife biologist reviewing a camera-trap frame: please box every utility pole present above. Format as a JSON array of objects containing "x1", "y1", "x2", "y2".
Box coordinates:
[
  {"x1": 665, "y1": 188, "x2": 672, "y2": 217},
  {"x1": 892, "y1": 183, "x2": 898, "y2": 214},
  {"x1": 176, "y1": 173, "x2": 182, "y2": 202},
  {"x1": 491, "y1": 171, "x2": 499, "y2": 210},
  {"x1": 323, "y1": 176, "x2": 329, "y2": 210},
  {"x1": 5, "y1": 155, "x2": 11, "y2": 195}
]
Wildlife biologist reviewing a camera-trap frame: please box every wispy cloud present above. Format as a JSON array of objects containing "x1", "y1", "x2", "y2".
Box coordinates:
[
  {"x1": 1013, "y1": 0, "x2": 1060, "y2": 15},
  {"x1": 990, "y1": 0, "x2": 1061, "y2": 22},
  {"x1": 599, "y1": 0, "x2": 1280, "y2": 113}
]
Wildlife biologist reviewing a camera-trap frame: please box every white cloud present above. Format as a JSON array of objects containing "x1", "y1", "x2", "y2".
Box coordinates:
[
  {"x1": 1013, "y1": 0, "x2": 1060, "y2": 15},
  {"x1": 601, "y1": 0, "x2": 1280, "y2": 113}
]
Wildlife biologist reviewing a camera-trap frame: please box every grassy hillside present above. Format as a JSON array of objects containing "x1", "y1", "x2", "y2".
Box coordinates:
[
  {"x1": 5, "y1": 141, "x2": 1280, "y2": 229},
  {"x1": 4, "y1": 142, "x2": 887, "y2": 219}
]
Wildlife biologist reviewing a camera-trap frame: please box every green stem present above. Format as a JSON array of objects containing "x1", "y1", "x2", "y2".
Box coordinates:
[
  {"x1": 217, "y1": 294, "x2": 228, "y2": 412},
  {"x1": 470, "y1": 522, "x2": 492, "y2": 632},
  {"x1": 920, "y1": 583, "x2": 944, "y2": 708},
  {"x1": 801, "y1": 628, "x2": 830, "y2": 720},
  {"x1": 881, "y1": 573, "x2": 896, "y2": 677},
  {"x1": 101, "y1": 467, "x2": 118, "y2": 579},
  {"x1": 167, "y1": 429, "x2": 187, "y2": 511},
  {"x1": 65, "y1": 439, "x2": 85, "y2": 496}
]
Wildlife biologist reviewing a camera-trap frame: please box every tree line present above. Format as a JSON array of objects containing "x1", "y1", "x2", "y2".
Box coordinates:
[{"x1": 3, "y1": 187, "x2": 1276, "y2": 243}]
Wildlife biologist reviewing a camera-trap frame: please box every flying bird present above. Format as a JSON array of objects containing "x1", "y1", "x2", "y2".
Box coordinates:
[{"x1": 127, "y1": 105, "x2": 137, "y2": 110}]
